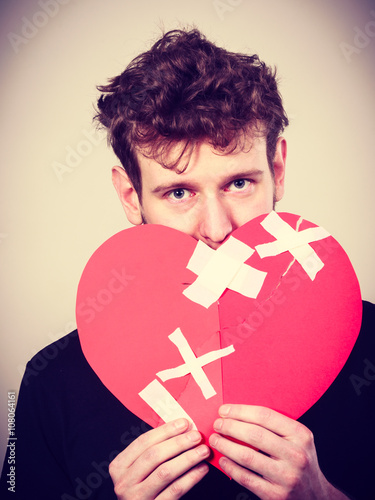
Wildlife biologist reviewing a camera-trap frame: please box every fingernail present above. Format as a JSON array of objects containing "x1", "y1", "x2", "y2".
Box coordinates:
[
  {"x1": 209, "y1": 434, "x2": 218, "y2": 447},
  {"x1": 175, "y1": 419, "x2": 187, "y2": 430},
  {"x1": 213, "y1": 418, "x2": 223, "y2": 431},
  {"x1": 196, "y1": 445, "x2": 209, "y2": 457},
  {"x1": 187, "y1": 430, "x2": 201, "y2": 442},
  {"x1": 219, "y1": 405, "x2": 230, "y2": 416},
  {"x1": 197, "y1": 463, "x2": 209, "y2": 473},
  {"x1": 219, "y1": 457, "x2": 228, "y2": 470}
]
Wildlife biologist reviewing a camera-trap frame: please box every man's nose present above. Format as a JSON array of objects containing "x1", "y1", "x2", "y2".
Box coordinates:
[{"x1": 198, "y1": 197, "x2": 234, "y2": 249}]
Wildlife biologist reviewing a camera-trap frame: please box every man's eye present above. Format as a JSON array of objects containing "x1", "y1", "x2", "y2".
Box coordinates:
[
  {"x1": 167, "y1": 188, "x2": 191, "y2": 201},
  {"x1": 227, "y1": 179, "x2": 251, "y2": 191}
]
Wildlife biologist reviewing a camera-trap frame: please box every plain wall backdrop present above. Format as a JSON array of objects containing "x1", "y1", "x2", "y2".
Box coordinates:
[{"x1": 1, "y1": 0, "x2": 374, "y2": 464}]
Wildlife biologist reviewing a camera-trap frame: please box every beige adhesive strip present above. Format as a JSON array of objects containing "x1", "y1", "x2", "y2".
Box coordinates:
[
  {"x1": 156, "y1": 328, "x2": 235, "y2": 400},
  {"x1": 186, "y1": 240, "x2": 213, "y2": 275},
  {"x1": 255, "y1": 212, "x2": 330, "y2": 280},
  {"x1": 183, "y1": 236, "x2": 266, "y2": 308},
  {"x1": 138, "y1": 379, "x2": 197, "y2": 429}
]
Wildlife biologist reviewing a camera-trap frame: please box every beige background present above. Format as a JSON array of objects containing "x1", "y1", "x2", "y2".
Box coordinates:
[{"x1": 1, "y1": 0, "x2": 374, "y2": 464}]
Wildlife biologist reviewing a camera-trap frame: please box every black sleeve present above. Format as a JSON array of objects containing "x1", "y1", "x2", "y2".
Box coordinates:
[
  {"x1": 0, "y1": 331, "x2": 123, "y2": 500},
  {"x1": 0, "y1": 359, "x2": 74, "y2": 499},
  {"x1": 299, "y1": 300, "x2": 375, "y2": 500}
]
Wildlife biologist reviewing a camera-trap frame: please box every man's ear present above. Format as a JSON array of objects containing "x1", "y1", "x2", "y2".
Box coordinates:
[
  {"x1": 273, "y1": 137, "x2": 287, "y2": 202},
  {"x1": 112, "y1": 166, "x2": 143, "y2": 225}
]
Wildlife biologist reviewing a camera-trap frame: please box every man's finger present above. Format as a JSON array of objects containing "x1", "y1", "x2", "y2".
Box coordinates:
[
  {"x1": 209, "y1": 431, "x2": 280, "y2": 481},
  {"x1": 110, "y1": 419, "x2": 190, "y2": 476},
  {"x1": 148, "y1": 446, "x2": 210, "y2": 497},
  {"x1": 129, "y1": 430, "x2": 206, "y2": 485},
  {"x1": 218, "y1": 404, "x2": 306, "y2": 440}
]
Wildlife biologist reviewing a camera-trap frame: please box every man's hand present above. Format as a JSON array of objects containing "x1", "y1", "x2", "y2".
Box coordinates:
[
  {"x1": 109, "y1": 418, "x2": 210, "y2": 499},
  {"x1": 209, "y1": 404, "x2": 349, "y2": 500}
]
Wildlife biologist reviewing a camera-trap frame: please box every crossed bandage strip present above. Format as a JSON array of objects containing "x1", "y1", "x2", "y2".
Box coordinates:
[
  {"x1": 183, "y1": 211, "x2": 330, "y2": 308},
  {"x1": 156, "y1": 328, "x2": 235, "y2": 399},
  {"x1": 138, "y1": 328, "x2": 235, "y2": 428}
]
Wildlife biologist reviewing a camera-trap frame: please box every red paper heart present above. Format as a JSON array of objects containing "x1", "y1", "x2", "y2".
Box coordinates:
[{"x1": 76, "y1": 213, "x2": 361, "y2": 470}]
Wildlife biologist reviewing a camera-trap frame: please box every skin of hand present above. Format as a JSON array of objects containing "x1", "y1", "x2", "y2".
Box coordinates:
[
  {"x1": 209, "y1": 404, "x2": 350, "y2": 500},
  {"x1": 109, "y1": 418, "x2": 210, "y2": 499}
]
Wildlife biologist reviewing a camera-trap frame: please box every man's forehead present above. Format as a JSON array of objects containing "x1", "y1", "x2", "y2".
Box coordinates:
[{"x1": 136, "y1": 134, "x2": 268, "y2": 184}]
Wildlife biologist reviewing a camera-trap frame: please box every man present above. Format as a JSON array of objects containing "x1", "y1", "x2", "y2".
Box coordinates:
[{"x1": 1, "y1": 28, "x2": 374, "y2": 499}]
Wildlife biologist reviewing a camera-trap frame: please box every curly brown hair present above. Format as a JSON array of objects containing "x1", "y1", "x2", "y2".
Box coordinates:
[{"x1": 95, "y1": 29, "x2": 289, "y2": 196}]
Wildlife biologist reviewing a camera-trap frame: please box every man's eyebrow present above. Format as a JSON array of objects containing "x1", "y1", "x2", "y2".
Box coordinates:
[
  {"x1": 151, "y1": 181, "x2": 199, "y2": 194},
  {"x1": 151, "y1": 169, "x2": 265, "y2": 194},
  {"x1": 224, "y1": 169, "x2": 264, "y2": 182},
  {"x1": 218, "y1": 168, "x2": 265, "y2": 188}
]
